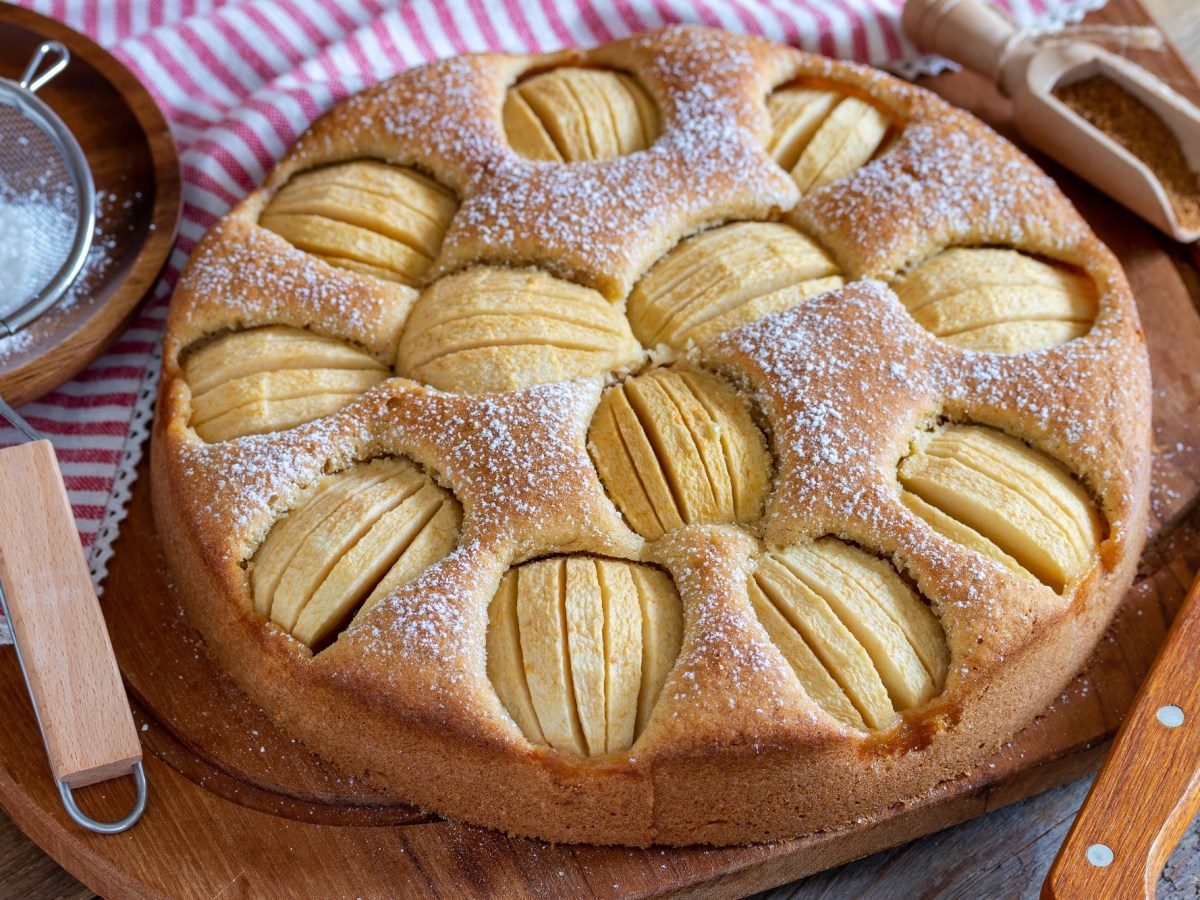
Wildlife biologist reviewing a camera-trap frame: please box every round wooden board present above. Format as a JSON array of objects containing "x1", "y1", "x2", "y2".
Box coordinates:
[
  {"x1": 0, "y1": 5, "x2": 179, "y2": 408},
  {"x1": 0, "y1": 1, "x2": 1198, "y2": 896}
]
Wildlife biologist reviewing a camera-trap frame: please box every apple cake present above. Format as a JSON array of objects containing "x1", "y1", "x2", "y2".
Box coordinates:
[{"x1": 152, "y1": 25, "x2": 1152, "y2": 847}]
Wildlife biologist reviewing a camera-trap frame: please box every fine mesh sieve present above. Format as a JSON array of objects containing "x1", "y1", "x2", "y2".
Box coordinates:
[{"x1": 0, "y1": 41, "x2": 95, "y2": 337}]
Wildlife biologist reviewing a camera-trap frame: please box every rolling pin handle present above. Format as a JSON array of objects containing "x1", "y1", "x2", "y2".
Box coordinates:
[{"x1": 902, "y1": 0, "x2": 1021, "y2": 87}]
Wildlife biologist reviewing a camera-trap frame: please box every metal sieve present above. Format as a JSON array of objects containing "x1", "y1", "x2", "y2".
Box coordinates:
[{"x1": 0, "y1": 41, "x2": 95, "y2": 336}]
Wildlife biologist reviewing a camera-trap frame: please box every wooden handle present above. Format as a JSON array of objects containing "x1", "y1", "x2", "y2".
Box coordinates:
[
  {"x1": 901, "y1": 0, "x2": 1018, "y2": 85},
  {"x1": 1043, "y1": 568, "x2": 1200, "y2": 899},
  {"x1": 0, "y1": 441, "x2": 140, "y2": 788}
]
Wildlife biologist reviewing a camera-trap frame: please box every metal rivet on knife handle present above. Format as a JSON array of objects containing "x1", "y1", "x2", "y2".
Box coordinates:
[{"x1": 1042, "y1": 569, "x2": 1200, "y2": 899}]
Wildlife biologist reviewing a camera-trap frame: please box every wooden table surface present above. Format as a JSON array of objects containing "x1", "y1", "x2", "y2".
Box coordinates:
[{"x1": 2, "y1": 2, "x2": 1198, "y2": 898}]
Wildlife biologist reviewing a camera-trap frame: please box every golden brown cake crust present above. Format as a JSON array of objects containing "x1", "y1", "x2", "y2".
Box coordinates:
[{"x1": 152, "y1": 26, "x2": 1152, "y2": 846}]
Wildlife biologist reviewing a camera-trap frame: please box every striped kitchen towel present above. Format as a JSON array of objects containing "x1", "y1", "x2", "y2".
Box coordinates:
[{"x1": 0, "y1": 0, "x2": 1108, "y2": 644}]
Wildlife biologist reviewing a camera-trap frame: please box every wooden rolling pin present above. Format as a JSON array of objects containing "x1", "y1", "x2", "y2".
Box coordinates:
[
  {"x1": 902, "y1": 0, "x2": 1200, "y2": 242},
  {"x1": 1042, "y1": 568, "x2": 1200, "y2": 898}
]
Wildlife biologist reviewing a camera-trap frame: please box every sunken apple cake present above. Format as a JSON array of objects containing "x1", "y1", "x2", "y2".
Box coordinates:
[{"x1": 152, "y1": 26, "x2": 1152, "y2": 847}]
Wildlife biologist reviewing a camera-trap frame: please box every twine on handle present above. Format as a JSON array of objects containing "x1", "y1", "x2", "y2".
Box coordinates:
[{"x1": 995, "y1": 23, "x2": 1164, "y2": 86}]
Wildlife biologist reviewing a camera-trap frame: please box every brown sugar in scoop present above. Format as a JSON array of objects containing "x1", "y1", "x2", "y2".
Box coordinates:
[{"x1": 1056, "y1": 76, "x2": 1200, "y2": 233}]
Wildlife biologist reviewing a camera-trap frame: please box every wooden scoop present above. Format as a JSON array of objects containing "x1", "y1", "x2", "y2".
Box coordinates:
[
  {"x1": 1042, "y1": 568, "x2": 1200, "y2": 898},
  {"x1": 903, "y1": 0, "x2": 1200, "y2": 242}
]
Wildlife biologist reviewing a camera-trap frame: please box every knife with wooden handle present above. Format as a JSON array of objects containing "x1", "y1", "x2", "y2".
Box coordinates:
[{"x1": 1043, "y1": 567, "x2": 1200, "y2": 898}]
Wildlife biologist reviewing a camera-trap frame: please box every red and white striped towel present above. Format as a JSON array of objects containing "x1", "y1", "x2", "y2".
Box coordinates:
[{"x1": 0, "y1": 0, "x2": 1105, "y2": 643}]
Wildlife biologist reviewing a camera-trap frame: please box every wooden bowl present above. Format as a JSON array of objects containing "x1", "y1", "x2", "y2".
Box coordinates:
[{"x1": 0, "y1": 5, "x2": 179, "y2": 408}]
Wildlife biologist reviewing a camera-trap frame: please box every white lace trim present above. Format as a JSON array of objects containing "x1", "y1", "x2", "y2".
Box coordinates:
[
  {"x1": 87, "y1": 339, "x2": 163, "y2": 594},
  {"x1": 887, "y1": 0, "x2": 1111, "y2": 80},
  {"x1": 1026, "y1": 0, "x2": 1110, "y2": 30},
  {"x1": 887, "y1": 53, "x2": 959, "y2": 81}
]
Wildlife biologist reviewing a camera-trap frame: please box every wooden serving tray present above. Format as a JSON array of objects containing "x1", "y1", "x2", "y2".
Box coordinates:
[{"x1": 0, "y1": 1, "x2": 1198, "y2": 896}]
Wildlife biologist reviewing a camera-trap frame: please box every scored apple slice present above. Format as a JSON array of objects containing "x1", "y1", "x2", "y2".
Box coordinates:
[
  {"x1": 353, "y1": 496, "x2": 461, "y2": 623},
  {"x1": 190, "y1": 369, "x2": 384, "y2": 429},
  {"x1": 749, "y1": 539, "x2": 948, "y2": 730},
  {"x1": 673, "y1": 369, "x2": 771, "y2": 525},
  {"x1": 782, "y1": 541, "x2": 948, "y2": 706},
  {"x1": 198, "y1": 394, "x2": 371, "y2": 444},
  {"x1": 766, "y1": 88, "x2": 842, "y2": 171},
  {"x1": 293, "y1": 478, "x2": 461, "y2": 647},
  {"x1": 487, "y1": 557, "x2": 682, "y2": 756},
  {"x1": 892, "y1": 247, "x2": 1098, "y2": 353},
  {"x1": 601, "y1": 562, "x2": 644, "y2": 752},
  {"x1": 183, "y1": 326, "x2": 389, "y2": 442},
  {"x1": 899, "y1": 424, "x2": 1102, "y2": 593},
  {"x1": 270, "y1": 470, "x2": 432, "y2": 632},
  {"x1": 747, "y1": 575, "x2": 865, "y2": 730},
  {"x1": 753, "y1": 551, "x2": 895, "y2": 730},
  {"x1": 900, "y1": 490, "x2": 1024, "y2": 577},
  {"x1": 250, "y1": 458, "x2": 406, "y2": 617},
  {"x1": 516, "y1": 558, "x2": 588, "y2": 756},
  {"x1": 398, "y1": 267, "x2": 642, "y2": 394},
  {"x1": 626, "y1": 222, "x2": 843, "y2": 351},
  {"x1": 486, "y1": 571, "x2": 547, "y2": 744},
  {"x1": 265, "y1": 162, "x2": 455, "y2": 259},
  {"x1": 630, "y1": 565, "x2": 684, "y2": 738},
  {"x1": 259, "y1": 160, "x2": 458, "y2": 286},
  {"x1": 564, "y1": 558, "x2": 609, "y2": 757},
  {"x1": 503, "y1": 68, "x2": 659, "y2": 162},
  {"x1": 789, "y1": 97, "x2": 893, "y2": 193},
  {"x1": 184, "y1": 326, "x2": 387, "y2": 395},
  {"x1": 768, "y1": 87, "x2": 894, "y2": 194},
  {"x1": 587, "y1": 367, "x2": 770, "y2": 540},
  {"x1": 250, "y1": 456, "x2": 460, "y2": 649}
]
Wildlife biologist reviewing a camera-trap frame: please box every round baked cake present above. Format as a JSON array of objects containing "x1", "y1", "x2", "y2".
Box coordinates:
[{"x1": 152, "y1": 26, "x2": 1152, "y2": 846}]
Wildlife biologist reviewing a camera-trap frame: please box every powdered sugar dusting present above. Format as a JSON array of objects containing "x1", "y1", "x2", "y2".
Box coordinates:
[
  {"x1": 795, "y1": 117, "x2": 1092, "y2": 278},
  {"x1": 649, "y1": 528, "x2": 830, "y2": 747},
  {"x1": 172, "y1": 220, "x2": 410, "y2": 359},
  {"x1": 160, "y1": 26, "x2": 1152, "y2": 777},
  {"x1": 379, "y1": 379, "x2": 637, "y2": 562},
  {"x1": 706, "y1": 282, "x2": 941, "y2": 531},
  {"x1": 704, "y1": 272, "x2": 1147, "y2": 663},
  {"x1": 276, "y1": 28, "x2": 797, "y2": 300}
]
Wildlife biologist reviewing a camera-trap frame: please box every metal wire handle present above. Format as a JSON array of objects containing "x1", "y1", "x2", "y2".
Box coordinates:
[
  {"x1": 19, "y1": 41, "x2": 69, "y2": 94},
  {"x1": 0, "y1": 577, "x2": 147, "y2": 834},
  {"x1": 0, "y1": 395, "x2": 42, "y2": 443},
  {"x1": 58, "y1": 762, "x2": 147, "y2": 835}
]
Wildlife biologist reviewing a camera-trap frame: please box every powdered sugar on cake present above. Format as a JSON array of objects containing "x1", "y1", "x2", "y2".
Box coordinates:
[{"x1": 154, "y1": 29, "x2": 1153, "y2": 835}]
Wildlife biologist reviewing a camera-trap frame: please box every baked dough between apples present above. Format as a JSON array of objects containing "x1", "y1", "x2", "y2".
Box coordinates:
[{"x1": 152, "y1": 26, "x2": 1152, "y2": 846}]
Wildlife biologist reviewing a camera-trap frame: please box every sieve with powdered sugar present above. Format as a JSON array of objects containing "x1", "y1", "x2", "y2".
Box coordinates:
[{"x1": 0, "y1": 40, "x2": 95, "y2": 335}]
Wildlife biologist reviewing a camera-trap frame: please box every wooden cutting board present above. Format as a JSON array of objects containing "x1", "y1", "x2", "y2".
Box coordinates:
[{"x1": 0, "y1": 1, "x2": 1198, "y2": 896}]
